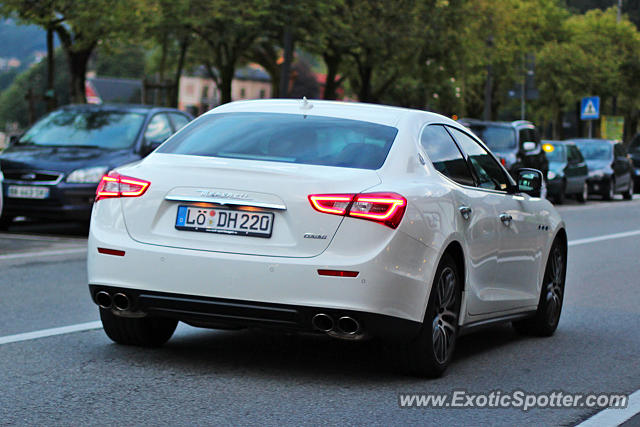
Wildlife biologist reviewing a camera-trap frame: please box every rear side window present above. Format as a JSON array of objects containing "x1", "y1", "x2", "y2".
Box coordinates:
[
  {"x1": 420, "y1": 125, "x2": 475, "y2": 186},
  {"x1": 449, "y1": 127, "x2": 511, "y2": 191},
  {"x1": 158, "y1": 112, "x2": 398, "y2": 170}
]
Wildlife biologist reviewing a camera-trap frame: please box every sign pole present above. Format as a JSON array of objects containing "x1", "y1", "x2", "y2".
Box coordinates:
[{"x1": 581, "y1": 96, "x2": 600, "y2": 138}]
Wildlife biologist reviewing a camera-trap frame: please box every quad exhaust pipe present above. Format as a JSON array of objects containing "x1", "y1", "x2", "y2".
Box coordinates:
[
  {"x1": 312, "y1": 313, "x2": 362, "y2": 339},
  {"x1": 312, "y1": 313, "x2": 334, "y2": 332},
  {"x1": 95, "y1": 291, "x2": 131, "y2": 311},
  {"x1": 95, "y1": 291, "x2": 112, "y2": 309},
  {"x1": 112, "y1": 293, "x2": 130, "y2": 311},
  {"x1": 337, "y1": 316, "x2": 360, "y2": 335}
]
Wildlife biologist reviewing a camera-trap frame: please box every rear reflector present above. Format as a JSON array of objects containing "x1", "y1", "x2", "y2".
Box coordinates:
[
  {"x1": 96, "y1": 172, "x2": 150, "y2": 202},
  {"x1": 97, "y1": 247, "x2": 126, "y2": 256},
  {"x1": 317, "y1": 269, "x2": 359, "y2": 277},
  {"x1": 308, "y1": 192, "x2": 407, "y2": 229}
]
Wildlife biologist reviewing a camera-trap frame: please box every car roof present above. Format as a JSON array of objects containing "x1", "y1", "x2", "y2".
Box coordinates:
[
  {"x1": 542, "y1": 140, "x2": 575, "y2": 146},
  {"x1": 567, "y1": 138, "x2": 617, "y2": 145},
  {"x1": 208, "y1": 99, "x2": 457, "y2": 127},
  {"x1": 60, "y1": 103, "x2": 184, "y2": 115},
  {"x1": 458, "y1": 118, "x2": 534, "y2": 128}
]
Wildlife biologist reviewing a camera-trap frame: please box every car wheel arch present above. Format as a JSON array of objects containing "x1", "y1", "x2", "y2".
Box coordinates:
[{"x1": 420, "y1": 240, "x2": 466, "y2": 323}]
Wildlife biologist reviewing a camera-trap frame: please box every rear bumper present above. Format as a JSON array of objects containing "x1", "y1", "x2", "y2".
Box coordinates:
[
  {"x1": 89, "y1": 285, "x2": 422, "y2": 341},
  {"x1": 2, "y1": 181, "x2": 95, "y2": 220},
  {"x1": 88, "y1": 199, "x2": 440, "y2": 327}
]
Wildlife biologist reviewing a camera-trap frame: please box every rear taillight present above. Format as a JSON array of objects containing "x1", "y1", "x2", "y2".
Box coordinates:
[
  {"x1": 308, "y1": 192, "x2": 406, "y2": 229},
  {"x1": 96, "y1": 172, "x2": 150, "y2": 202}
]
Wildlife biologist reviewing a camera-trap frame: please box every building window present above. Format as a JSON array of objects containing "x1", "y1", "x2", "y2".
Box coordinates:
[
  {"x1": 201, "y1": 86, "x2": 209, "y2": 99},
  {"x1": 259, "y1": 89, "x2": 266, "y2": 99},
  {"x1": 240, "y1": 88, "x2": 246, "y2": 98}
]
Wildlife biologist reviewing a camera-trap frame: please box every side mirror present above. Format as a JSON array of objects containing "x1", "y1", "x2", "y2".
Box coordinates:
[
  {"x1": 516, "y1": 168, "x2": 544, "y2": 197},
  {"x1": 522, "y1": 141, "x2": 537, "y2": 152},
  {"x1": 8, "y1": 134, "x2": 21, "y2": 145}
]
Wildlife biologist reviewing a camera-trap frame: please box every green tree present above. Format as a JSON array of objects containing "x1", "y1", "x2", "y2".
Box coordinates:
[
  {"x1": 186, "y1": 0, "x2": 271, "y2": 104},
  {"x1": 1, "y1": 0, "x2": 145, "y2": 104}
]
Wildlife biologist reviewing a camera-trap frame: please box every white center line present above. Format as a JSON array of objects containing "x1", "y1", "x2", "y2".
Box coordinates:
[
  {"x1": 576, "y1": 389, "x2": 640, "y2": 427},
  {"x1": 568, "y1": 230, "x2": 640, "y2": 247},
  {"x1": 0, "y1": 321, "x2": 102, "y2": 345}
]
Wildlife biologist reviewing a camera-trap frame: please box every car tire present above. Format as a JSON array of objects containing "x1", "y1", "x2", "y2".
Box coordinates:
[
  {"x1": 401, "y1": 253, "x2": 461, "y2": 378},
  {"x1": 99, "y1": 308, "x2": 178, "y2": 347},
  {"x1": 576, "y1": 182, "x2": 588, "y2": 203},
  {"x1": 513, "y1": 238, "x2": 566, "y2": 337},
  {"x1": 554, "y1": 180, "x2": 566, "y2": 205},
  {"x1": 603, "y1": 178, "x2": 615, "y2": 200},
  {"x1": 623, "y1": 179, "x2": 633, "y2": 200}
]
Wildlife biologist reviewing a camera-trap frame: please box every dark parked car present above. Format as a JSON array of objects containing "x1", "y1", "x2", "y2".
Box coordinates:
[
  {"x1": 542, "y1": 140, "x2": 589, "y2": 204},
  {"x1": 628, "y1": 133, "x2": 640, "y2": 193},
  {"x1": 0, "y1": 104, "x2": 192, "y2": 228},
  {"x1": 458, "y1": 119, "x2": 548, "y2": 178},
  {"x1": 569, "y1": 138, "x2": 634, "y2": 200}
]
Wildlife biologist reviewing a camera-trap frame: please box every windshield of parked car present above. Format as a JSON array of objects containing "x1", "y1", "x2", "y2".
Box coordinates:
[
  {"x1": 466, "y1": 125, "x2": 516, "y2": 151},
  {"x1": 158, "y1": 112, "x2": 398, "y2": 170},
  {"x1": 19, "y1": 110, "x2": 146, "y2": 150},
  {"x1": 544, "y1": 144, "x2": 565, "y2": 163},
  {"x1": 572, "y1": 140, "x2": 612, "y2": 161}
]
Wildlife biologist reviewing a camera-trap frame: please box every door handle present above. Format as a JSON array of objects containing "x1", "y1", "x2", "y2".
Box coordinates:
[
  {"x1": 499, "y1": 213, "x2": 512, "y2": 226},
  {"x1": 459, "y1": 206, "x2": 472, "y2": 220}
]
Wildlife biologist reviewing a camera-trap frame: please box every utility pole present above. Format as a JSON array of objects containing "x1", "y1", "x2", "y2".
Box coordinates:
[
  {"x1": 521, "y1": 53, "x2": 526, "y2": 120},
  {"x1": 618, "y1": 0, "x2": 622, "y2": 23}
]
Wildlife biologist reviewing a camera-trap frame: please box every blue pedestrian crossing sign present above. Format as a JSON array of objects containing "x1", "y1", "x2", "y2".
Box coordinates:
[{"x1": 581, "y1": 96, "x2": 600, "y2": 120}]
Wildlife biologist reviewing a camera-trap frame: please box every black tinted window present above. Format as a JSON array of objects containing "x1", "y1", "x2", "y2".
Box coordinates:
[
  {"x1": 449, "y1": 127, "x2": 510, "y2": 191},
  {"x1": 420, "y1": 125, "x2": 474, "y2": 186},
  {"x1": 158, "y1": 113, "x2": 398, "y2": 170}
]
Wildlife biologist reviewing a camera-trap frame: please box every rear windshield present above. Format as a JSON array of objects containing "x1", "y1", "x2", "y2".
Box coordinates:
[
  {"x1": 19, "y1": 109, "x2": 146, "y2": 150},
  {"x1": 157, "y1": 112, "x2": 398, "y2": 170},
  {"x1": 572, "y1": 140, "x2": 612, "y2": 161},
  {"x1": 467, "y1": 125, "x2": 516, "y2": 151}
]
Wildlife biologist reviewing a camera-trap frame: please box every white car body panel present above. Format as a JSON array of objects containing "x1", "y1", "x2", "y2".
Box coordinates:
[{"x1": 88, "y1": 100, "x2": 564, "y2": 331}]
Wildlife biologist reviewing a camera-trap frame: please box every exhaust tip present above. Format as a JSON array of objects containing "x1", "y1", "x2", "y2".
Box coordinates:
[
  {"x1": 337, "y1": 316, "x2": 360, "y2": 335},
  {"x1": 312, "y1": 313, "x2": 334, "y2": 332},
  {"x1": 95, "y1": 291, "x2": 112, "y2": 309},
  {"x1": 112, "y1": 293, "x2": 130, "y2": 311}
]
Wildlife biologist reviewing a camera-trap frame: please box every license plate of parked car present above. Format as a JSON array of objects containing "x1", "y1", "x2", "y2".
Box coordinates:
[
  {"x1": 175, "y1": 205, "x2": 274, "y2": 238},
  {"x1": 7, "y1": 185, "x2": 50, "y2": 199}
]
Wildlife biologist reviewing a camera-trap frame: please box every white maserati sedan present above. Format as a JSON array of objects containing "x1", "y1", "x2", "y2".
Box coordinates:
[{"x1": 88, "y1": 99, "x2": 566, "y2": 377}]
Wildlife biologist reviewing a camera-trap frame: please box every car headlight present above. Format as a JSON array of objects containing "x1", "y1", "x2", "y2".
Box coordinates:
[
  {"x1": 66, "y1": 166, "x2": 109, "y2": 183},
  {"x1": 547, "y1": 171, "x2": 557, "y2": 180},
  {"x1": 635, "y1": 168, "x2": 640, "y2": 176},
  {"x1": 588, "y1": 170, "x2": 604, "y2": 179}
]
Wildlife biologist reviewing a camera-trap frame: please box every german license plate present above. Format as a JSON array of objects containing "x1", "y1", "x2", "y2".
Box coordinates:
[
  {"x1": 7, "y1": 185, "x2": 50, "y2": 199},
  {"x1": 175, "y1": 205, "x2": 274, "y2": 238}
]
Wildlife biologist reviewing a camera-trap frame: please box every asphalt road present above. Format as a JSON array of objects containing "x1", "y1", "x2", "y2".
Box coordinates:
[{"x1": 0, "y1": 197, "x2": 639, "y2": 426}]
